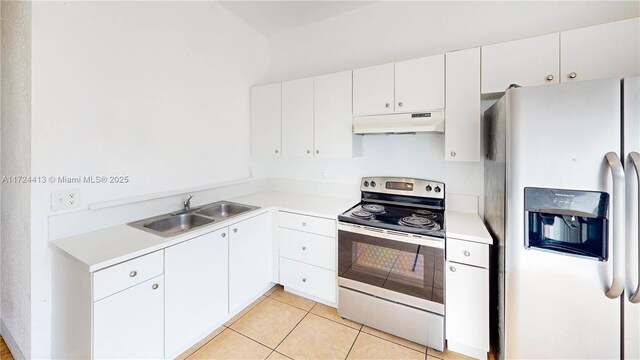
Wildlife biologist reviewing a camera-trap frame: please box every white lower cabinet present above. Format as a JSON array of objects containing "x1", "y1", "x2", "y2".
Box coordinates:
[
  {"x1": 229, "y1": 212, "x2": 273, "y2": 312},
  {"x1": 93, "y1": 275, "x2": 165, "y2": 359},
  {"x1": 445, "y1": 238, "x2": 490, "y2": 360},
  {"x1": 277, "y1": 211, "x2": 337, "y2": 305},
  {"x1": 164, "y1": 228, "x2": 229, "y2": 358}
]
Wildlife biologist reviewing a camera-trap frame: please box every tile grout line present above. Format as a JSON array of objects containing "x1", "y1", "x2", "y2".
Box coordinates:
[
  {"x1": 227, "y1": 327, "x2": 278, "y2": 352},
  {"x1": 344, "y1": 327, "x2": 362, "y2": 360},
  {"x1": 273, "y1": 308, "x2": 312, "y2": 352},
  {"x1": 359, "y1": 329, "x2": 428, "y2": 355},
  {"x1": 183, "y1": 325, "x2": 229, "y2": 360}
]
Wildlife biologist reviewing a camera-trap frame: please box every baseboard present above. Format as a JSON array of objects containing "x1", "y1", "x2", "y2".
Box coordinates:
[
  {"x1": 447, "y1": 340, "x2": 488, "y2": 360},
  {"x1": 1, "y1": 320, "x2": 26, "y2": 360}
]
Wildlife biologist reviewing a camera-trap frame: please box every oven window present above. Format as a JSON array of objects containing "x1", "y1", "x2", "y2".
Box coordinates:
[{"x1": 338, "y1": 230, "x2": 444, "y2": 304}]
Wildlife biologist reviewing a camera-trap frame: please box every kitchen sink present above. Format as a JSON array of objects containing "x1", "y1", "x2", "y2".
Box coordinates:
[
  {"x1": 196, "y1": 201, "x2": 258, "y2": 219},
  {"x1": 128, "y1": 200, "x2": 259, "y2": 238}
]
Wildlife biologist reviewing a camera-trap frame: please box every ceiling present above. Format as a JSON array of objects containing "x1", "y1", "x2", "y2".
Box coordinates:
[{"x1": 219, "y1": 1, "x2": 375, "y2": 37}]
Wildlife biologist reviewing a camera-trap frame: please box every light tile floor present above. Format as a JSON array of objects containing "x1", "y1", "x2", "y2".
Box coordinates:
[{"x1": 181, "y1": 285, "x2": 477, "y2": 360}]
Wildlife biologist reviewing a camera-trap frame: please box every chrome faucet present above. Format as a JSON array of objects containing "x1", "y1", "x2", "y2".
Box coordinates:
[{"x1": 183, "y1": 195, "x2": 194, "y2": 212}]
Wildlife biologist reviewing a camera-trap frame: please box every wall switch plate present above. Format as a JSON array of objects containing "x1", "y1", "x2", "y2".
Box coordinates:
[{"x1": 51, "y1": 189, "x2": 80, "y2": 211}]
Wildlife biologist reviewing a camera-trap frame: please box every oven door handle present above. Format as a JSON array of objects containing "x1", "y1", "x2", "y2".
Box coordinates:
[
  {"x1": 605, "y1": 152, "x2": 625, "y2": 299},
  {"x1": 337, "y1": 222, "x2": 444, "y2": 249},
  {"x1": 628, "y1": 152, "x2": 640, "y2": 303}
]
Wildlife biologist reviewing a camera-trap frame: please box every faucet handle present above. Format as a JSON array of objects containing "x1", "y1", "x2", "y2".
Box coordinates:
[{"x1": 184, "y1": 195, "x2": 194, "y2": 208}]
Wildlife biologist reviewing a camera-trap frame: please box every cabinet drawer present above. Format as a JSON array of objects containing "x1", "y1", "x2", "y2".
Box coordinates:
[
  {"x1": 279, "y1": 211, "x2": 336, "y2": 237},
  {"x1": 279, "y1": 257, "x2": 336, "y2": 303},
  {"x1": 446, "y1": 239, "x2": 488, "y2": 268},
  {"x1": 279, "y1": 228, "x2": 335, "y2": 271},
  {"x1": 93, "y1": 251, "x2": 164, "y2": 301}
]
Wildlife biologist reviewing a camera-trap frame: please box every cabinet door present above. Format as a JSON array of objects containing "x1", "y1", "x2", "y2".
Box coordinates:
[
  {"x1": 282, "y1": 78, "x2": 314, "y2": 157},
  {"x1": 445, "y1": 261, "x2": 489, "y2": 353},
  {"x1": 314, "y1": 70, "x2": 361, "y2": 158},
  {"x1": 482, "y1": 33, "x2": 559, "y2": 94},
  {"x1": 395, "y1": 54, "x2": 445, "y2": 112},
  {"x1": 445, "y1": 48, "x2": 481, "y2": 162},
  {"x1": 93, "y1": 276, "x2": 164, "y2": 359},
  {"x1": 561, "y1": 17, "x2": 640, "y2": 83},
  {"x1": 353, "y1": 63, "x2": 395, "y2": 116},
  {"x1": 251, "y1": 83, "x2": 282, "y2": 156},
  {"x1": 229, "y1": 213, "x2": 272, "y2": 312},
  {"x1": 164, "y1": 229, "x2": 229, "y2": 358}
]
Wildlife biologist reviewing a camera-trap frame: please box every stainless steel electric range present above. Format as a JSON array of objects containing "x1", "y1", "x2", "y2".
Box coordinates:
[{"x1": 337, "y1": 177, "x2": 446, "y2": 351}]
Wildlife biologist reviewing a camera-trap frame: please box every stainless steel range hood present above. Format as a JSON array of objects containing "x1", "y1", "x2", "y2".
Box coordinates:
[{"x1": 353, "y1": 111, "x2": 445, "y2": 134}]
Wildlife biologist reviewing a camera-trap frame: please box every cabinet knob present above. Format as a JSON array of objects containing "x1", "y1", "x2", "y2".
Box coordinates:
[
  {"x1": 316, "y1": 150, "x2": 319, "y2": 154},
  {"x1": 450, "y1": 151, "x2": 456, "y2": 157},
  {"x1": 450, "y1": 266, "x2": 457, "y2": 272},
  {"x1": 233, "y1": 228, "x2": 238, "y2": 233},
  {"x1": 275, "y1": 149, "x2": 279, "y2": 154},
  {"x1": 130, "y1": 271, "x2": 137, "y2": 277},
  {"x1": 302, "y1": 222, "x2": 307, "y2": 227},
  {"x1": 302, "y1": 246, "x2": 307, "y2": 251},
  {"x1": 385, "y1": 103, "x2": 390, "y2": 108},
  {"x1": 152, "y1": 283, "x2": 159, "y2": 290},
  {"x1": 569, "y1": 72, "x2": 577, "y2": 79},
  {"x1": 398, "y1": 102, "x2": 403, "y2": 107},
  {"x1": 221, "y1": 233, "x2": 226, "y2": 238},
  {"x1": 546, "y1": 74, "x2": 554, "y2": 81},
  {"x1": 307, "y1": 150, "x2": 311, "y2": 154},
  {"x1": 302, "y1": 278, "x2": 307, "y2": 283},
  {"x1": 464, "y1": 250, "x2": 471, "y2": 257}
]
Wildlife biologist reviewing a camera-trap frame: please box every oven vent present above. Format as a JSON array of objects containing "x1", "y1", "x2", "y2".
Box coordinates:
[
  {"x1": 364, "y1": 226, "x2": 384, "y2": 233},
  {"x1": 387, "y1": 230, "x2": 409, "y2": 237}
]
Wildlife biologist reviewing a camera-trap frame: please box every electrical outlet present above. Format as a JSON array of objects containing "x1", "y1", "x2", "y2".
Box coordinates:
[{"x1": 51, "y1": 189, "x2": 80, "y2": 211}]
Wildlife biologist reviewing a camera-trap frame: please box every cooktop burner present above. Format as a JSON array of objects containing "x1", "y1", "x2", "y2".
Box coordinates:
[
  {"x1": 399, "y1": 216, "x2": 441, "y2": 230},
  {"x1": 351, "y1": 210, "x2": 373, "y2": 219},
  {"x1": 412, "y1": 209, "x2": 438, "y2": 219},
  {"x1": 361, "y1": 204, "x2": 386, "y2": 213}
]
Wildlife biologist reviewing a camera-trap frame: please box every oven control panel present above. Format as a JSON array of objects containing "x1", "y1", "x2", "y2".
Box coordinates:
[{"x1": 361, "y1": 177, "x2": 445, "y2": 199}]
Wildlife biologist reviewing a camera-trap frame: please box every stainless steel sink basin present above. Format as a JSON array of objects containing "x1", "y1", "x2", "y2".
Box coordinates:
[
  {"x1": 196, "y1": 201, "x2": 259, "y2": 219},
  {"x1": 128, "y1": 200, "x2": 259, "y2": 238},
  {"x1": 130, "y1": 213, "x2": 215, "y2": 237}
]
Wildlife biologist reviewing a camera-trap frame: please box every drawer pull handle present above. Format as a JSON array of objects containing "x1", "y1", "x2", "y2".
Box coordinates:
[
  {"x1": 450, "y1": 266, "x2": 456, "y2": 272},
  {"x1": 302, "y1": 246, "x2": 307, "y2": 251},
  {"x1": 233, "y1": 228, "x2": 238, "y2": 233},
  {"x1": 463, "y1": 250, "x2": 471, "y2": 257},
  {"x1": 302, "y1": 278, "x2": 307, "y2": 282},
  {"x1": 221, "y1": 233, "x2": 226, "y2": 238},
  {"x1": 130, "y1": 271, "x2": 137, "y2": 277},
  {"x1": 152, "y1": 284, "x2": 159, "y2": 290},
  {"x1": 302, "y1": 222, "x2": 307, "y2": 227}
]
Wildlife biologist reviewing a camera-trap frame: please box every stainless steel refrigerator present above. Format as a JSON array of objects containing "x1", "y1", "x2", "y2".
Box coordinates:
[{"x1": 484, "y1": 77, "x2": 639, "y2": 359}]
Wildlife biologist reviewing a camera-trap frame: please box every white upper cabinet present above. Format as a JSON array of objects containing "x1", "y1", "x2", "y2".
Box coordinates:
[
  {"x1": 561, "y1": 17, "x2": 640, "y2": 83},
  {"x1": 164, "y1": 229, "x2": 229, "y2": 359},
  {"x1": 482, "y1": 33, "x2": 560, "y2": 94},
  {"x1": 395, "y1": 54, "x2": 445, "y2": 112},
  {"x1": 445, "y1": 48, "x2": 481, "y2": 162},
  {"x1": 282, "y1": 78, "x2": 315, "y2": 157},
  {"x1": 353, "y1": 63, "x2": 395, "y2": 116},
  {"x1": 314, "y1": 70, "x2": 362, "y2": 158},
  {"x1": 251, "y1": 83, "x2": 282, "y2": 156}
]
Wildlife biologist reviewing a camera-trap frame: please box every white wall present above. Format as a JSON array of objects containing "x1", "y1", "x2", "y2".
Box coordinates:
[
  {"x1": 1, "y1": 1, "x2": 32, "y2": 358},
  {"x1": 25, "y1": 2, "x2": 269, "y2": 358},
  {"x1": 257, "y1": 1, "x2": 639, "y2": 212}
]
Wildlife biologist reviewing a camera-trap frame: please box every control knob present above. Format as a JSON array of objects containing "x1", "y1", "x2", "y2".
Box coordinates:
[
  {"x1": 434, "y1": 186, "x2": 441, "y2": 193},
  {"x1": 363, "y1": 181, "x2": 369, "y2": 187},
  {"x1": 425, "y1": 185, "x2": 432, "y2": 192},
  {"x1": 370, "y1": 181, "x2": 376, "y2": 187}
]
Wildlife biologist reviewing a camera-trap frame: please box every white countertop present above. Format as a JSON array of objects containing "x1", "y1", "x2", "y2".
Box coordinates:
[
  {"x1": 50, "y1": 191, "x2": 357, "y2": 272},
  {"x1": 445, "y1": 210, "x2": 493, "y2": 245}
]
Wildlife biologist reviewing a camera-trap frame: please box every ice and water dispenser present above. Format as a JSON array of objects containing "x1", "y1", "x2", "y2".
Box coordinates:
[{"x1": 524, "y1": 187, "x2": 610, "y2": 261}]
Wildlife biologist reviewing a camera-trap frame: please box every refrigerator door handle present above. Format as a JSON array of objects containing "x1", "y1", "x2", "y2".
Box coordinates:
[
  {"x1": 629, "y1": 151, "x2": 640, "y2": 303},
  {"x1": 605, "y1": 152, "x2": 625, "y2": 299}
]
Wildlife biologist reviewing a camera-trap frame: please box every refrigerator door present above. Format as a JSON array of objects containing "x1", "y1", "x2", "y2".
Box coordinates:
[
  {"x1": 624, "y1": 76, "x2": 640, "y2": 359},
  {"x1": 506, "y1": 79, "x2": 623, "y2": 359}
]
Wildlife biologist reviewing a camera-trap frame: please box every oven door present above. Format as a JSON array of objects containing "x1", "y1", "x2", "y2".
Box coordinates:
[{"x1": 337, "y1": 222, "x2": 445, "y2": 315}]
